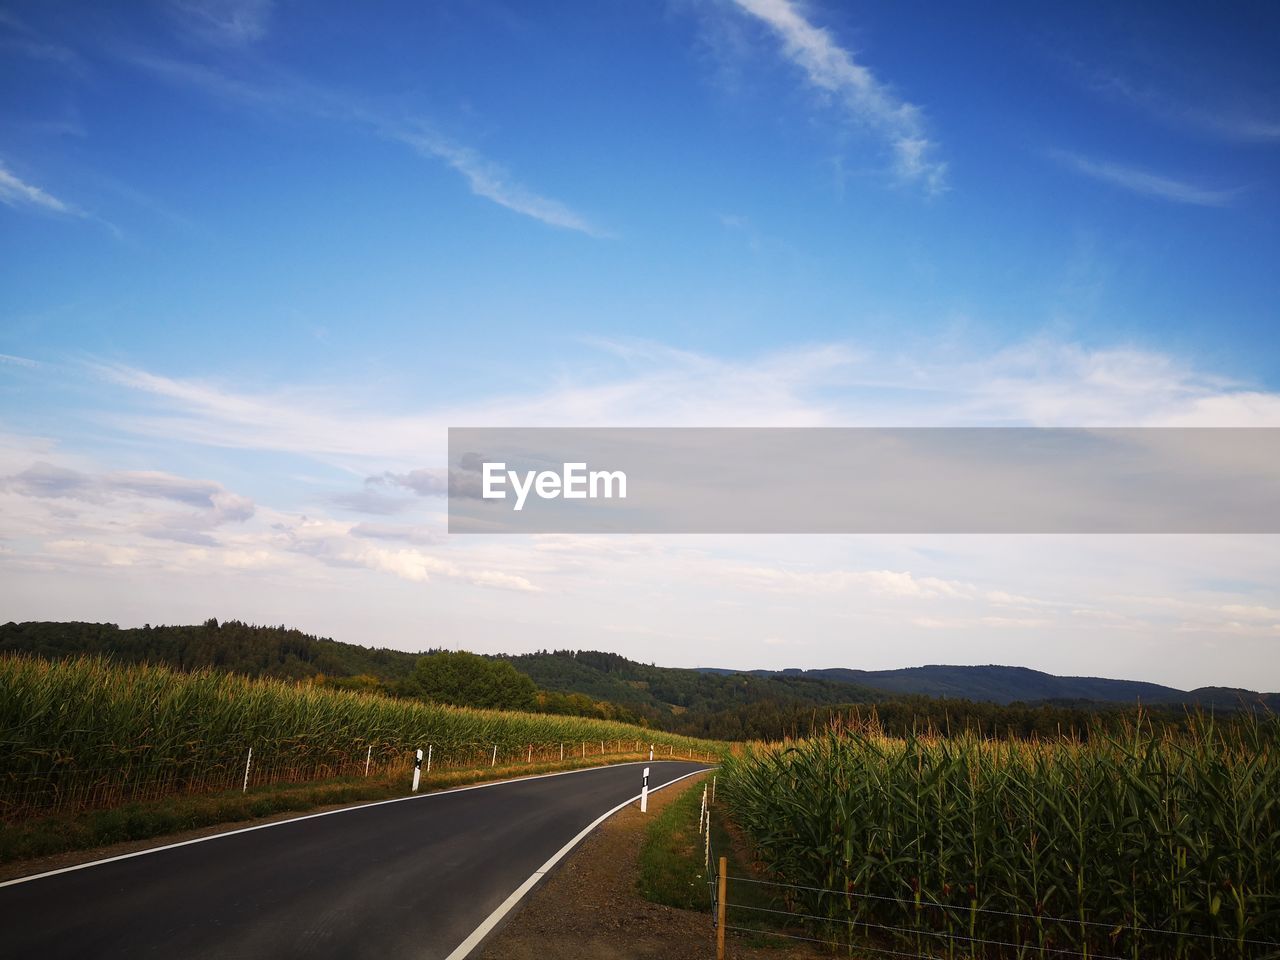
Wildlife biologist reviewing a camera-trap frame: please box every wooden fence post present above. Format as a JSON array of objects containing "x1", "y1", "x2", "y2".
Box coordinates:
[{"x1": 717, "y1": 856, "x2": 727, "y2": 959}]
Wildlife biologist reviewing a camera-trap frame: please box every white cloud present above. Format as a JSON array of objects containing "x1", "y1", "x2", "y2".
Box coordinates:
[
  {"x1": 129, "y1": 56, "x2": 603, "y2": 235},
  {"x1": 83, "y1": 339, "x2": 1280, "y2": 478},
  {"x1": 7, "y1": 340, "x2": 1280, "y2": 688},
  {"x1": 391, "y1": 129, "x2": 607, "y2": 236},
  {"x1": 1050, "y1": 151, "x2": 1240, "y2": 207},
  {"x1": 168, "y1": 0, "x2": 273, "y2": 46},
  {"x1": 1076, "y1": 64, "x2": 1280, "y2": 144},
  {"x1": 0, "y1": 162, "x2": 80, "y2": 216},
  {"x1": 727, "y1": 0, "x2": 946, "y2": 192}
]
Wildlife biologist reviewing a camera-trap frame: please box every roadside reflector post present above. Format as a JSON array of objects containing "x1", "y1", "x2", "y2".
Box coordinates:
[
  {"x1": 364, "y1": 744, "x2": 372, "y2": 778},
  {"x1": 412, "y1": 748, "x2": 423, "y2": 793},
  {"x1": 426, "y1": 744, "x2": 433, "y2": 774},
  {"x1": 560, "y1": 742, "x2": 564, "y2": 761},
  {"x1": 649, "y1": 744, "x2": 654, "y2": 762},
  {"x1": 582, "y1": 741, "x2": 586, "y2": 758},
  {"x1": 640, "y1": 766, "x2": 650, "y2": 813},
  {"x1": 491, "y1": 744, "x2": 498, "y2": 767},
  {"x1": 600, "y1": 740, "x2": 604, "y2": 755},
  {"x1": 716, "y1": 857, "x2": 727, "y2": 960},
  {"x1": 527, "y1": 744, "x2": 532, "y2": 764},
  {"x1": 242, "y1": 746, "x2": 253, "y2": 793}
]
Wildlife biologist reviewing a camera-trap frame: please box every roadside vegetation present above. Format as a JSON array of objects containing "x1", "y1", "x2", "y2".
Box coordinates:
[
  {"x1": 2, "y1": 620, "x2": 1256, "y2": 743},
  {"x1": 719, "y1": 715, "x2": 1280, "y2": 957},
  {"x1": 636, "y1": 777, "x2": 720, "y2": 910},
  {"x1": 0, "y1": 654, "x2": 721, "y2": 827}
]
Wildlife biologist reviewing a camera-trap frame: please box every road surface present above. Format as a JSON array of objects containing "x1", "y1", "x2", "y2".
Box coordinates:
[{"x1": 0, "y1": 760, "x2": 707, "y2": 959}]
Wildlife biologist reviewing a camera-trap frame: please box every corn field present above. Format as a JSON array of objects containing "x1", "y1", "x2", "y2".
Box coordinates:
[
  {"x1": 719, "y1": 716, "x2": 1280, "y2": 959},
  {"x1": 0, "y1": 655, "x2": 720, "y2": 821}
]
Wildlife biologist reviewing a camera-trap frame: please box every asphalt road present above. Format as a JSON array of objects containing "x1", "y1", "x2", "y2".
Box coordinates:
[{"x1": 0, "y1": 760, "x2": 707, "y2": 959}]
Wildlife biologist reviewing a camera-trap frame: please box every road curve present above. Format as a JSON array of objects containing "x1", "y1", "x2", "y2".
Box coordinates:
[{"x1": 0, "y1": 760, "x2": 708, "y2": 959}]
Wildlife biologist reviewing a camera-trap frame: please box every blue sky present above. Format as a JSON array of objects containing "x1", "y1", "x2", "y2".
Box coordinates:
[{"x1": 2, "y1": 0, "x2": 1279, "y2": 688}]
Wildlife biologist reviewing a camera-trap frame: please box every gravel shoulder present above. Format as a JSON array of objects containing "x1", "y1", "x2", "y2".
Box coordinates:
[{"x1": 476, "y1": 773, "x2": 819, "y2": 960}]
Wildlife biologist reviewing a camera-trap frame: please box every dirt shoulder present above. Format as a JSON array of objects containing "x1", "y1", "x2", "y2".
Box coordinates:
[{"x1": 476, "y1": 774, "x2": 819, "y2": 960}]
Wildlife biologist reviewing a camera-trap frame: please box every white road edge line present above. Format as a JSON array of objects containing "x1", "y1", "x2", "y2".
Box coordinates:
[
  {"x1": 443, "y1": 766, "x2": 712, "y2": 960},
  {"x1": 0, "y1": 760, "x2": 701, "y2": 889}
]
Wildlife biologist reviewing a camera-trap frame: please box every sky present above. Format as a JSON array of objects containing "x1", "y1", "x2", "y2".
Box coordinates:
[{"x1": 2, "y1": 0, "x2": 1279, "y2": 690}]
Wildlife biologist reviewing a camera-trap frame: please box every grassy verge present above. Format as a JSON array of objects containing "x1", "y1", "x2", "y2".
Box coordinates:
[
  {"x1": 636, "y1": 777, "x2": 814, "y2": 950},
  {"x1": 0, "y1": 752, "x2": 658, "y2": 867},
  {"x1": 636, "y1": 777, "x2": 716, "y2": 910}
]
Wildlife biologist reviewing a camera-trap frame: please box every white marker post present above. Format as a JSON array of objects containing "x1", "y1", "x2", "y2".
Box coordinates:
[
  {"x1": 242, "y1": 746, "x2": 253, "y2": 793},
  {"x1": 527, "y1": 744, "x2": 532, "y2": 764},
  {"x1": 426, "y1": 744, "x2": 433, "y2": 774},
  {"x1": 640, "y1": 766, "x2": 650, "y2": 813},
  {"x1": 491, "y1": 744, "x2": 498, "y2": 767},
  {"x1": 649, "y1": 744, "x2": 654, "y2": 762},
  {"x1": 560, "y1": 743, "x2": 564, "y2": 761},
  {"x1": 365, "y1": 744, "x2": 372, "y2": 778},
  {"x1": 412, "y1": 748, "x2": 423, "y2": 793},
  {"x1": 600, "y1": 740, "x2": 605, "y2": 755}
]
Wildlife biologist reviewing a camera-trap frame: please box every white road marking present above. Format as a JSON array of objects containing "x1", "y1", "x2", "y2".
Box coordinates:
[
  {"x1": 0, "y1": 760, "x2": 705, "y2": 889},
  {"x1": 443, "y1": 766, "x2": 711, "y2": 960}
]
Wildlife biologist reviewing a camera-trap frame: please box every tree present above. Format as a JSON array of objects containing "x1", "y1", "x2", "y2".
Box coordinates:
[{"x1": 408, "y1": 651, "x2": 538, "y2": 711}]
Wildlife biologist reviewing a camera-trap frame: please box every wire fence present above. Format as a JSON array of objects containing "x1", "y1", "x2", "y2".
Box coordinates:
[
  {"x1": 0, "y1": 738, "x2": 716, "y2": 822},
  {"x1": 701, "y1": 799, "x2": 1280, "y2": 960}
]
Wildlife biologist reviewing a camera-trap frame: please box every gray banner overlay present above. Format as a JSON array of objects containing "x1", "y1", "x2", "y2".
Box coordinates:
[{"x1": 447, "y1": 428, "x2": 1280, "y2": 534}]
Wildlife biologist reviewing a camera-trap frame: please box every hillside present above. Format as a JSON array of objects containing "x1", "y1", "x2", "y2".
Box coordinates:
[
  {"x1": 5, "y1": 622, "x2": 1276, "y2": 742},
  {"x1": 0, "y1": 619, "x2": 422, "y2": 684},
  {"x1": 710, "y1": 663, "x2": 1280, "y2": 710},
  {"x1": 506, "y1": 649, "x2": 882, "y2": 722}
]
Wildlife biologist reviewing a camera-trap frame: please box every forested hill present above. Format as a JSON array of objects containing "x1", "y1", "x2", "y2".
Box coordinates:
[
  {"x1": 0, "y1": 619, "x2": 422, "y2": 685},
  {"x1": 0, "y1": 622, "x2": 882, "y2": 728},
  {"x1": 713, "y1": 664, "x2": 1280, "y2": 711},
  {"x1": 4, "y1": 622, "x2": 1275, "y2": 741},
  {"x1": 505, "y1": 649, "x2": 881, "y2": 722}
]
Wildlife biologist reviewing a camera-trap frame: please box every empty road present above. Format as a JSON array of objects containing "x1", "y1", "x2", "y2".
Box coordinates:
[{"x1": 0, "y1": 760, "x2": 707, "y2": 959}]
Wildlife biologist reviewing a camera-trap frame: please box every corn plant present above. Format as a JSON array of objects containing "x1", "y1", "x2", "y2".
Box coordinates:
[
  {"x1": 720, "y1": 715, "x2": 1280, "y2": 959},
  {"x1": 0, "y1": 655, "x2": 721, "y2": 819}
]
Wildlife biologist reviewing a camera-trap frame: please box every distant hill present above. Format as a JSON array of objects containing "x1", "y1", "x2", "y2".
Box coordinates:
[
  {"x1": 4, "y1": 622, "x2": 1275, "y2": 742},
  {"x1": 702, "y1": 663, "x2": 1280, "y2": 710},
  {"x1": 505, "y1": 649, "x2": 882, "y2": 723},
  {"x1": 0, "y1": 619, "x2": 422, "y2": 685}
]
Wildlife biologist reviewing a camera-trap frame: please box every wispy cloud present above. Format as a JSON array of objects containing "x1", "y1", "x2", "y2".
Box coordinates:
[
  {"x1": 167, "y1": 0, "x2": 273, "y2": 47},
  {"x1": 1077, "y1": 63, "x2": 1280, "y2": 144},
  {"x1": 390, "y1": 128, "x2": 608, "y2": 236},
  {"x1": 726, "y1": 0, "x2": 946, "y2": 193},
  {"x1": 1050, "y1": 151, "x2": 1240, "y2": 207},
  {"x1": 0, "y1": 162, "x2": 81, "y2": 216},
  {"x1": 77, "y1": 337, "x2": 1280, "y2": 482},
  {"x1": 128, "y1": 56, "x2": 604, "y2": 235}
]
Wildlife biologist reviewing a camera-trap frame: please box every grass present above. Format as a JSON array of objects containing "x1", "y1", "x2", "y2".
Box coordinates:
[
  {"x1": 636, "y1": 776, "x2": 817, "y2": 950},
  {"x1": 0, "y1": 751, "x2": 663, "y2": 866},
  {"x1": 637, "y1": 776, "x2": 717, "y2": 910}
]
